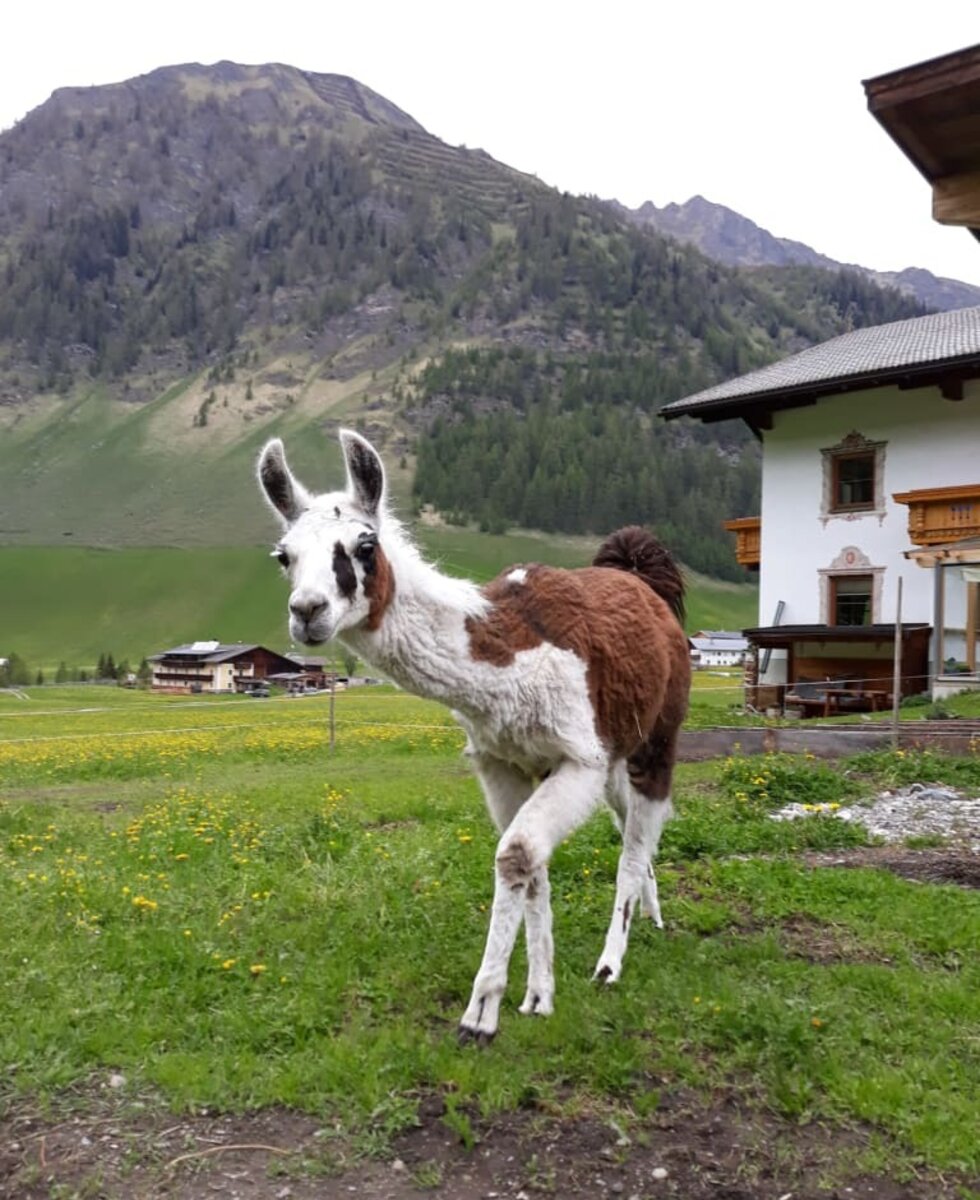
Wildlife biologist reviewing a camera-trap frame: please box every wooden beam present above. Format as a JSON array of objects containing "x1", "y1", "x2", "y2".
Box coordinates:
[{"x1": 932, "y1": 169, "x2": 980, "y2": 226}]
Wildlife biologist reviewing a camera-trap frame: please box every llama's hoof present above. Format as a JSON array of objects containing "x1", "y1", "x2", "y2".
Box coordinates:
[
  {"x1": 518, "y1": 988, "x2": 554, "y2": 1016},
  {"x1": 457, "y1": 1023, "x2": 496, "y2": 1047},
  {"x1": 592, "y1": 961, "x2": 621, "y2": 985}
]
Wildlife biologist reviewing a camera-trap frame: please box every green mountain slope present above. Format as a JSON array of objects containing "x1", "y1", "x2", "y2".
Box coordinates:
[
  {"x1": 0, "y1": 540, "x2": 758, "y2": 669},
  {"x1": 0, "y1": 61, "x2": 925, "y2": 579}
]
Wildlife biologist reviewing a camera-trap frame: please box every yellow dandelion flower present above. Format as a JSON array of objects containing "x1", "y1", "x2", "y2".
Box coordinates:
[
  {"x1": 220, "y1": 958, "x2": 237, "y2": 970},
  {"x1": 249, "y1": 963, "x2": 267, "y2": 975}
]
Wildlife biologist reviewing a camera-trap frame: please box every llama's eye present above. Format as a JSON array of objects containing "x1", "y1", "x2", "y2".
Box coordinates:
[
  {"x1": 272, "y1": 548, "x2": 290, "y2": 568},
  {"x1": 355, "y1": 532, "x2": 378, "y2": 563}
]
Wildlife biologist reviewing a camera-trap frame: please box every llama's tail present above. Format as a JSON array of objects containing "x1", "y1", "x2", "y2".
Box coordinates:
[{"x1": 593, "y1": 526, "x2": 686, "y2": 625}]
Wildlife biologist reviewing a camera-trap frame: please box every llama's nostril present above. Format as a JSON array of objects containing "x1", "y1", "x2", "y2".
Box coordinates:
[{"x1": 289, "y1": 594, "x2": 328, "y2": 623}]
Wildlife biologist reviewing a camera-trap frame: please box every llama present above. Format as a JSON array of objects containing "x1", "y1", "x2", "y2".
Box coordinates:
[{"x1": 257, "y1": 429, "x2": 691, "y2": 1041}]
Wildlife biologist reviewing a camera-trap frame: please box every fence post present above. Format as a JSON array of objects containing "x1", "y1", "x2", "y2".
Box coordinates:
[{"x1": 891, "y1": 576, "x2": 903, "y2": 750}]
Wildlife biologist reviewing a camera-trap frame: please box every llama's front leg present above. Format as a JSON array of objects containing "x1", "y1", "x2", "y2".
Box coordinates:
[
  {"x1": 468, "y1": 753, "x2": 554, "y2": 1020},
  {"x1": 458, "y1": 869, "x2": 527, "y2": 1043},
  {"x1": 594, "y1": 795, "x2": 671, "y2": 984},
  {"x1": 460, "y1": 759, "x2": 605, "y2": 1042},
  {"x1": 518, "y1": 866, "x2": 553, "y2": 1015}
]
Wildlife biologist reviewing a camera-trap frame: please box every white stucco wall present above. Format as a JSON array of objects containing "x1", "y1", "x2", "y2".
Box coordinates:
[{"x1": 757, "y1": 379, "x2": 980, "y2": 632}]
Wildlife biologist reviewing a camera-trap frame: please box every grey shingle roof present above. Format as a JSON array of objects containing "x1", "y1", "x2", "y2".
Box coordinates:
[
  {"x1": 149, "y1": 643, "x2": 259, "y2": 662},
  {"x1": 661, "y1": 305, "x2": 980, "y2": 419}
]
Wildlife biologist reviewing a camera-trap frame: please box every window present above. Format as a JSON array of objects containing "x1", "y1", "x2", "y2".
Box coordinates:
[
  {"x1": 833, "y1": 452, "x2": 875, "y2": 511},
  {"x1": 831, "y1": 574, "x2": 873, "y2": 626},
  {"x1": 821, "y1": 432, "x2": 886, "y2": 521}
]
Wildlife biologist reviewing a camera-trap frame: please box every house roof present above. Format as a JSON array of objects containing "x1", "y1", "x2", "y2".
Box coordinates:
[
  {"x1": 149, "y1": 642, "x2": 261, "y2": 663},
  {"x1": 689, "y1": 636, "x2": 748, "y2": 653},
  {"x1": 660, "y1": 306, "x2": 980, "y2": 423},
  {"x1": 863, "y1": 43, "x2": 980, "y2": 240}
]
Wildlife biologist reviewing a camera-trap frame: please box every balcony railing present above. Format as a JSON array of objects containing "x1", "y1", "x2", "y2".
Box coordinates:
[
  {"x1": 893, "y1": 483, "x2": 980, "y2": 545},
  {"x1": 723, "y1": 516, "x2": 761, "y2": 569}
]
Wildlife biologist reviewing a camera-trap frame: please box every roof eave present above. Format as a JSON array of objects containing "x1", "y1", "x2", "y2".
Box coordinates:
[{"x1": 660, "y1": 353, "x2": 980, "y2": 424}]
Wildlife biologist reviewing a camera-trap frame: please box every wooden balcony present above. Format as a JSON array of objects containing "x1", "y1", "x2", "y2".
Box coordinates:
[
  {"x1": 892, "y1": 484, "x2": 980, "y2": 545},
  {"x1": 723, "y1": 516, "x2": 761, "y2": 569}
]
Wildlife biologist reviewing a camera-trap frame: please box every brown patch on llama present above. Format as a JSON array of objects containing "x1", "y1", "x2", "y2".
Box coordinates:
[
  {"x1": 466, "y1": 564, "x2": 690, "y2": 758},
  {"x1": 364, "y1": 546, "x2": 396, "y2": 631}
]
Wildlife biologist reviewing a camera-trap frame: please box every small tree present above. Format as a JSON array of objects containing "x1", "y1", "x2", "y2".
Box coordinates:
[
  {"x1": 35, "y1": 669, "x2": 44, "y2": 686},
  {"x1": 55, "y1": 661, "x2": 69, "y2": 684},
  {"x1": 137, "y1": 657, "x2": 153, "y2": 686},
  {"x1": 342, "y1": 651, "x2": 358, "y2": 679},
  {"x1": 3, "y1": 653, "x2": 31, "y2": 687}
]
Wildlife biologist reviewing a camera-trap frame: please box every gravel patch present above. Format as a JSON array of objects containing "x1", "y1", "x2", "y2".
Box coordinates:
[{"x1": 772, "y1": 783, "x2": 980, "y2": 851}]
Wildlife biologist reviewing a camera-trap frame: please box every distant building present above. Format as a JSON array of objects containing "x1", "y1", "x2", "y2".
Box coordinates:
[
  {"x1": 149, "y1": 641, "x2": 302, "y2": 693},
  {"x1": 688, "y1": 632, "x2": 748, "y2": 668}
]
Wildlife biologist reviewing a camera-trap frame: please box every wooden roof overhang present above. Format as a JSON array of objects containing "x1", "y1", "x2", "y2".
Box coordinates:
[
  {"x1": 904, "y1": 535, "x2": 980, "y2": 567},
  {"x1": 662, "y1": 355, "x2": 980, "y2": 433},
  {"x1": 864, "y1": 43, "x2": 980, "y2": 238},
  {"x1": 742, "y1": 623, "x2": 931, "y2": 649}
]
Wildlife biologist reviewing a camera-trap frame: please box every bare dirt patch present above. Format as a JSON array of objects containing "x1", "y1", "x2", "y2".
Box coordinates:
[
  {"x1": 2, "y1": 1089, "x2": 973, "y2": 1200},
  {"x1": 775, "y1": 913, "x2": 898, "y2": 967},
  {"x1": 803, "y1": 846, "x2": 980, "y2": 889}
]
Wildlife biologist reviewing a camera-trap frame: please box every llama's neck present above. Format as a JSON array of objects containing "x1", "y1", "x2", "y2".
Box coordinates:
[{"x1": 340, "y1": 527, "x2": 488, "y2": 704}]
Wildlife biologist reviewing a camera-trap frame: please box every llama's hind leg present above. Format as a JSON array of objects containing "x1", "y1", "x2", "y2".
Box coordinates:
[
  {"x1": 594, "y1": 733, "x2": 677, "y2": 984},
  {"x1": 460, "y1": 759, "x2": 605, "y2": 1041},
  {"x1": 604, "y1": 763, "x2": 664, "y2": 929},
  {"x1": 468, "y1": 755, "x2": 553, "y2": 1021}
]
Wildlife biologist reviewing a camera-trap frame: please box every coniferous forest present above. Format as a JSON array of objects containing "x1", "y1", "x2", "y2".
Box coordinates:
[{"x1": 0, "y1": 62, "x2": 927, "y2": 572}]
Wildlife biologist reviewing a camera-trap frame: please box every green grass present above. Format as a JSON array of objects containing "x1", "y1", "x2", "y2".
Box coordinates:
[
  {"x1": 1, "y1": 689, "x2": 977, "y2": 1179},
  {"x1": 0, "y1": 542, "x2": 757, "y2": 670}
]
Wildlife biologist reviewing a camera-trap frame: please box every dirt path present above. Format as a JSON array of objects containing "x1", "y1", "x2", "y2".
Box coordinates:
[{"x1": 4, "y1": 1090, "x2": 974, "y2": 1200}]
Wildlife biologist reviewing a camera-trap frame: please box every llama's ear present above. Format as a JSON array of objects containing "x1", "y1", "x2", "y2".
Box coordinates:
[
  {"x1": 257, "y1": 439, "x2": 310, "y2": 525},
  {"x1": 339, "y1": 428, "x2": 385, "y2": 519}
]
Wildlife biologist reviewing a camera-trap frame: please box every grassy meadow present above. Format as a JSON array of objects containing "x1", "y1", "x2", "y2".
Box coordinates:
[
  {"x1": 0, "y1": 537, "x2": 758, "y2": 671},
  {"x1": 1, "y1": 684, "x2": 978, "y2": 1191}
]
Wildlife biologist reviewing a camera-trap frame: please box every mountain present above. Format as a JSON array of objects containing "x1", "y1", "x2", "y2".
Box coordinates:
[
  {"x1": 0, "y1": 63, "x2": 927, "y2": 580},
  {"x1": 621, "y1": 195, "x2": 980, "y2": 312}
]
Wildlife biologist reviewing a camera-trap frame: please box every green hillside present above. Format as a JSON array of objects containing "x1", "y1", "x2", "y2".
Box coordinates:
[
  {"x1": 0, "y1": 61, "x2": 925, "y2": 582},
  {"x1": 0, "y1": 538, "x2": 758, "y2": 671}
]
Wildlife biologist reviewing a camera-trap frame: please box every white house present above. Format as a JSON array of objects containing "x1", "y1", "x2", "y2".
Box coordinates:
[
  {"x1": 689, "y1": 631, "x2": 749, "y2": 668},
  {"x1": 662, "y1": 307, "x2": 980, "y2": 713}
]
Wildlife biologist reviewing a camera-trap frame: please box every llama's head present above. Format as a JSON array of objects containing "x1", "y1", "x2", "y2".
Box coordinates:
[{"x1": 257, "y1": 429, "x2": 392, "y2": 646}]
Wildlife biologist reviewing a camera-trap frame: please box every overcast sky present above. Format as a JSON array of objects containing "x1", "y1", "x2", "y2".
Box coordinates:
[{"x1": 3, "y1": 1, "x2": 979, "y2": 286}]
